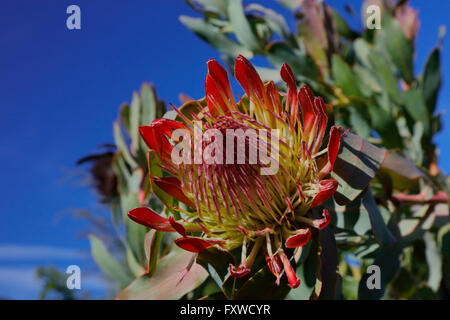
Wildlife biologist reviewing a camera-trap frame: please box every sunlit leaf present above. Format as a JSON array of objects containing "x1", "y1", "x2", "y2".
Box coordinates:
[
  {"x1": 179, "y1": 15, "x2": 250, "y2": 57},
  {"x1": 358, "y1": 244, "x2": 402, "y2": 299},
  {"x1": 116, "y1": 249, "x2": 208, "y2": 300},
  {"x1": 318, "y1": 227, "x2": 338, "y2": 299},
  {"x1": 422, "y1": 47, "x2": 442, "y2": 114},
  {"x1": 89, "y1": 235, "x2": 134, "y2": 288},
  {"x1": 332, "y1": 132, "x2": 387, "y2": 205},
  {"x1": 375, "y1": 12, "x2": 414, "y2": 84}
]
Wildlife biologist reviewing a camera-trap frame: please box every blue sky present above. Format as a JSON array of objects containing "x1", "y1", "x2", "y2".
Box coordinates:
[{"x1": 0, "y1": 0, "x2": 448, "y2": 299}]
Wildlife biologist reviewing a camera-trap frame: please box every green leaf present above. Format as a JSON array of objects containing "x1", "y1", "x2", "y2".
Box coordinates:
[
  {"x1": 232, "y1": 265, "x2": 291, "y2": 300},
  {"x1": 228, "y1": 0, "x2": 262, "y2": 52},
  {"x1": 353, "y1": 65, "x2": 383, "y2": 96},
  {"x1": 348, "y1": 106, "x2": 370, "y2": 139},
  {"x1": 367, "y1": 103, "x2": 404, "y2": 149},
  {"x1": 221, "y1": 251, "x2": 289, "y2": 300},
  {"x1": 179, "y1": 16, "x2": 249, "y2": 57},
  {"x1": 318, "y1": 227, "x2": 339, "y2": 299},
  {"x1": 122, "y1": 169, "x2": 148, "y2": 266},
  {"x1": 438, "y1": 224, "x2": 450, "y2": 255},
  {"x1": 380, "y1": 150, "x2": 425, "y2": 190},
  {"x1": 341, "y1": 277, "x2": 358, "y2": 300},
  {"x1": 246, "y1": 3, "x2": 296, "y2": 47},
  {"x1": 400, "y1": 205, "x2": 436, "y2": 247},
  {"x1": 331, "y1": 55, "x2": 364, "y2": 98},
  {"x1": 362, "y1": 189, "x2": 396, "y2": 247},
  {"x1": 116, "y1": 248, "x2": 208, "y2": 300},
  {"x1": 129, "y1": 91, "x2": 141, "y2": 155},
  {"x1": 144, "y1": 229, "x2": 164, "y2": 276},
  {"x1": 126, "y1": 245, "x2": 145, "y2": 277},
  {"x1": 325, "y1": 196, "x2": 372, "y2": 236},
  {"x1": 353, "y1": 39, "x2": 371, "y2": 68},
  {"x1": 403, "y1": 88, "x2": 430, "y2": 134},
  {"x1": 186, "y1": 0, "x2": 228, "y2": 16},
  {"x1": 197, "y1": 247, "x2": 236, "y2": 287},
  {"x1": 140, "y1": 83, "x2": 163, "y2": 126},
  {"x1": 358, "y1": 244, "x2": 402, "y2": 299},
  {"x1": 113, "y1": 154, "x2": 130, "y2": 196},
  {"x1": 424, "y1": 232, "x2": 442, "y2": 291},
  {"x1": 288, "y1": 241, "x2": 318, "y2": 300},
  {"x1": 266, "y1": 42, "x2": 321, "y2": 81},
  {"x1": 367, "y1": 51, "x2": 403, "y2": 105},
  {"x1": 422, "y1": 48, "x2": 441, "y2": 113},
  {"x1": 355, "y1": 39, "x2": 403, "y2": 105},
  {"x1": 88, "y1": 235, "x2": 134, "y2": 288},
  {"x1": 125, "y1": 214, "x2": 148, "y2": 267},
  {"x1": 329, "y1": 7, "x2": 358, "y2": 39},
  {"x1": 119, "y1": 103, "x2": 131, "y2": 133},
  {"x1": 375, "y1": 12, "x2": 414, "y2": 84},
  {"x1": 332, "y1": 131, "x2": 387, "y2": 205},
  {"x1": 113, "y1": 121, "x2": 138, "y2": 169}
]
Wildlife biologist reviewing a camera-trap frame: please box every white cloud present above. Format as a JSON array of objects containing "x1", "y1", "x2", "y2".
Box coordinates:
[
  {"x1": 0, "y1": 267, "x2": 42, "y2": 299},
  {"x1": 0, "y1": 266, "x2": 109, "y2": 299},
  {"x1": 0, "y1": 244, "x2": 110, "y2": 299},
  {"x1": 0, "y1": 244, "x2": 89, "y2": 260}
]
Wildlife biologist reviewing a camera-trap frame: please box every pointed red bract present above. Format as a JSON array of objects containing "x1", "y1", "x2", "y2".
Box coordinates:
[
  {"x1": 266, "y1": 81, "x2": 282, "y2": 114},
  {"x1": 139, "y1": 126, "x2": 158, "y2": 151},
  {"x1": 139, "y1": 119, "x2": 188, "y2": 163},
  {"x1": 128, "y1": 207, "x2": 176, "y2": 232},
  {"x1": 264, "y1": 251, "x2": 283, "y2": 283},
  {"x1": 174, "y1": 237, "x2": 213, "y2": 253},
  {"x1": 169, "y1": 216, "x2": 187, "y2": 237},
  {"x1": 206, "y1": 74, "x2": 228, "y2": 115},
  {"x1": 280, "y1": 250, "x2": 300, "y2": 289},
  {"x1": 229, "y1": 264, "x2": 250, "y2": 278},
  {"x1": 298, "y1": 85, "x2": 316, "y2": 132},
  {"x1": 327, "y1": 126, "x2": 341, "y2": 170},
  {"x1": 312, "y1": 97, "x2": 328, "y2": 153},
  {"x1": 319, "y1": 125, "x2": 341, "y2": 179},
  {"x1": 310, "y1": 179, "x2": 338, "y2": 208},
  {"x1": 312, "y1": 209, "x2": 331, "y2": 229},
  {"x1": 234, "y1": 55, "x2": 266, "y2": 104},
  {"x1": 280, "y1": 63, "x2": 298, "y2": 125},
  {"x1": 152, "y1": 176, "x2": 195, "y2": 208},
  {"x1": 285, "y1": 228, "x2": 311, "y2": 248},
  {"x1": 206, "y1": 59, "x2": 235, "y2": 115}
]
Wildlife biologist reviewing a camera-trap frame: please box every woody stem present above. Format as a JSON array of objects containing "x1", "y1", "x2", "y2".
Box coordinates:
[{"x1": 245, "y1": 237, "x2": 264, "y2": 269}]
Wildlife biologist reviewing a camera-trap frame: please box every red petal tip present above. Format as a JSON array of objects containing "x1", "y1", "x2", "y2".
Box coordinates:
[
  {"x1": 174, "y1": 237, "x2": 213, "y2": 253},
  {"x1": 313, "y1": 209, "x2": 331, "y2": 229},
  {"x1": 152, "y1": 176, "x2": 195, "y2": 208},
  {"x1": 310, "y1": 179, "x2": 338, "y2": 208},
  {"x1": 127, "y1": 207, "x2": 175, "y2": 232},
  {"x1": 229, "y1": 264, "x2": 250, "y2": 278},
  {"x1": 168, "y1": 216, "x2": 187, "y2": 237},
  {"x1": 285, "y1": 228, "x2": 312, "y2": 248}
]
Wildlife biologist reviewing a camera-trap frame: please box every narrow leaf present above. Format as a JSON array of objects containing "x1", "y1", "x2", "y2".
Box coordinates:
[
  {"x1": 332, "y1": 132, "x2": 387, "y2": 205},
  {"x1": 89, "y1": 235, "x2": 134, "y2": 288},
  {"x1": 116, "y1": 248, "x2": 208, "y2": 300}
]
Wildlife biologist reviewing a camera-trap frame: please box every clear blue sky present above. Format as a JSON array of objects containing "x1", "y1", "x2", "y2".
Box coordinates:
[{"x1": 0, "y1": 0, "x2": 448, "y2": 299}]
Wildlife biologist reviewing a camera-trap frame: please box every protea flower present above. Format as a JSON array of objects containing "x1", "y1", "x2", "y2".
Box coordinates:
[{"x1": 128, "y1": 55, "x2": 341, "y2": 289}]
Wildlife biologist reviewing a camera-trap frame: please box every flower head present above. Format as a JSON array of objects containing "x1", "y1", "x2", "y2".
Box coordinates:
[{"x1": 129, "y1": 55, "x2": 341, "y2": 288}]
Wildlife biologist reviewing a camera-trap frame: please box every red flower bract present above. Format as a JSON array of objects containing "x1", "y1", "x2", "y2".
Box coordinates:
[{"x1": 130, "y1": 55, "x2": 342, "y2": 289}]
